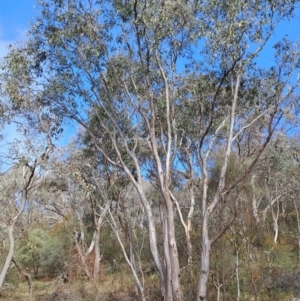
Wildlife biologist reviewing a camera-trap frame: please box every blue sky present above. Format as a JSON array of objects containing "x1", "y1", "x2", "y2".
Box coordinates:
[
  {"x1": 0, "y1": 0, "x2": 36, "y2": 57},
  {"x1": 257, "y1": 10, "x2": 300, "y2": 68}
]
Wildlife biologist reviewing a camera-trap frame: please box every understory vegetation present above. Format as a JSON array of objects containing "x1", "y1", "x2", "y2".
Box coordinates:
[{"x1": 3, "y1": 203, "x2": 300, "y2": 301}]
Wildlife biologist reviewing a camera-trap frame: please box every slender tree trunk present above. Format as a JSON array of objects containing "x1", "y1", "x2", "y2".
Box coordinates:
[
  {"x1": 212, "y1": 274, "x2": 223, "y2": 301},
  {"x1": 162, "y1": 205, "x2": 173, "y2": 301},
  {"x1": 269, "y1": 195, "x2": 279, "y2": 244},
  {"x1": 186, "y1": 225, "x2": 193, "y2": 267},
  {"x1": 74, "y1": 231, "x2": 92, "y2": 280},
  {"x1": 215, "y1": 282, "x2": 221, "y2": 301},
  {"x1": 197, "y1": 214, "x2": 211, "y2": 301},
  {"x1": 108, "y1": 208, "x2": 147, "y2": 301},
  {"x1": 273, "y1": 221, "x2": 279, "y2": 244},
  {"x1": 187, "y1": 174, "x2": 195, "y2": 266},
  {"x1": 171, "y1": 189, "x2": 194, "y2": 269},
  {"x1": 0, "y1": 223, "x2": 15, "y2": 288},
  {"x1": 292, "y1": 198, "x2": 300, "y2": 262},
  {"x1": 165, "y1": 193, "x2": 183, "y2": 301},
  {"x1": 135, "y1": 187, "x2": 166, "y2": 297},
  {"x1": 93, "y1": 228, "x2": 101, "y2": 279},
  {"x1": 0, "y1": 182, "x2": 30, "y2": 288},
  {"x1": 197, "y1": 71, "x2": 241, "y2": 301},
  {"x1": 251, "y1": 175, "x2": 261, "y2": 224},
  {"x1": 92, "y1": 203, "x2": 109, "y2": 279},
  {"x1": 130, "y1": 244, "x2": 139, "y2": 297}
]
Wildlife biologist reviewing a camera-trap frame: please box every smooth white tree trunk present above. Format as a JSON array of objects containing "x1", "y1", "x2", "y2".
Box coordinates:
[
  {"x1": 93, "y1": 229, "x2": 101, "y2": 279},
  {"x1": 108, "y1": 208, "x2": 147, "y2": 301},
  {"x1": 293, "y1": 199, "x2": 300, "y2": 262},
  {"x1": 197, "y1": 215, "x2": 211, "y2": 301},
  {"x1": 0, "y1": 224, "x2": 15, "y2": 288},
  {"x1": 197, "y1": 72, "x2": 242, "y2": 301}
]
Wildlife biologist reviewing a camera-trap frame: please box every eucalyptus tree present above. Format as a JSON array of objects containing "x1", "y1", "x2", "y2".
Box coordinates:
[
  {"x1": 2, "y1": 0, "x2": 300, "y2": 300},
  {"x1": 0, "y1": 124, "x2": 53, "y2": 288},
  {"x1": 251, "y1": 135, "x2": 300, "y2": 243},
  {"x1": 0, "y1": 163, "x2": 34, "y2": 288},
  {"x1": 30, "y1": 144, "x2": 107, "y2": 280},
  {"x1": 62, "y1": 146, "x2": 113, "y2": 280},
  {"x1": 0, "y1": 53, "x2": 55, "y2": 287}
]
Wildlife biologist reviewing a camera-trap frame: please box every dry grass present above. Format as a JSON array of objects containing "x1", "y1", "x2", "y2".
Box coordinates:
[
  {"x1": 0, "y1": 268, "x2": 159, "y2": 301},
  {"x1": 2, "y1": 272, "x2": 297, "y2": 301}
]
